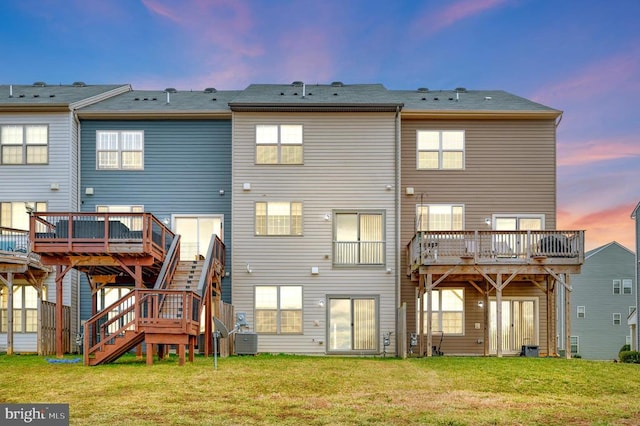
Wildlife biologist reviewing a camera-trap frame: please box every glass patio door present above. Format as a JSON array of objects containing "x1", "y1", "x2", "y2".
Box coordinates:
[
  {"x1": 494, "y1": 215, "x2": 543, "y2": 256},
  {"x1": 489, "y1": 299, "x2": 537, "y2": 354},
  {"x1": 328, "y1": 297, "x2": 378, "y2": 353},
  {"x1": 174, "y1": 216, "x2": 223, "y2": 260}
]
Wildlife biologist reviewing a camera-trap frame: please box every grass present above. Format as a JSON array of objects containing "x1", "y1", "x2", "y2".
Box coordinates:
[{"x1": 1, "y1": 353, "x2": 639, "y2": 425}]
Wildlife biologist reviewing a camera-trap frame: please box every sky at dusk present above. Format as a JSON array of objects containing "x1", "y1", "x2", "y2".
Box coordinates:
[{"x1": 1, "y1": 0, "x2": 638, "y2": 251}]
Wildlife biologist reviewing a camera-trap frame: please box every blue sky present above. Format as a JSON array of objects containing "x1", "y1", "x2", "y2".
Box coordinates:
[{"x1": 1, "y1": 0, "x2": 638, "y2": 250}]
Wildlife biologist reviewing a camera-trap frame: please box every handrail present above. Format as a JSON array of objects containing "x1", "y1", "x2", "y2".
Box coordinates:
[
  {"x1": 197, "y1": 234, "x2": 226, "y2": 301},
  {"x1": 0, "y1": 226, "x2": 31, "y2": 253},
  {"x1": 154, "y1": 235, "x2": 181, "y2": 290}
]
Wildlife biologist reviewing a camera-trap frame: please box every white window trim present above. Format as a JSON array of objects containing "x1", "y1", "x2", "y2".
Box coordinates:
[
  {"x1": 332, "y1": 210, "x2": 386, "y2": 267},
  {"x1": 613, "y1": 280, "x2": 621, "y2": 295},
  {"x1": 0, "y1": 124, "x2": 49, "y2": 165},
  {"x1": 622, "y1": 279, "x2": 632, "y2": 295},
  {"x1": 416, "y1": 204, "x2": 465, "y2": 231},
  {"x1": 417, "y1": 288, "x2": 466, "y2": 336},
  {"x1": 570, "y1": 336, "x2": 579, "y2": 354},
  {"x1": 416, "y1": 129, "x2": 465, "y2": 170},
  {"x1": 96, "y1": 130, "x2": 144, "y2": 170},
  {"x1": 255, "y1": 124, "x2": 303, "y2": 165},
  {"x1": 577, "y1": 306, "x2": 585, "y2": 318},
  {"x1": 613, "y1": 313, "x2": 622, "y2": 325},
  {"x1": 491, "y1": 214, "x2": 546, "y2": 230},
  {"x1": 254, "y1": 201, "x2": 303, "y2": 236}
]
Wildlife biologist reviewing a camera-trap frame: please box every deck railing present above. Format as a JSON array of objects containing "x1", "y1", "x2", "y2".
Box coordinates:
[
  {"x1": 197, "y1": 234, "x2": 226, "y2": 300},
  {"x1": 408, "y1": 230, "x2": 584, "y2": 269},
  {"x1": 30, "y1": 212, "x2": 174, "y2": 257},
  {"x1": 83, "y1": 288, "x2": 201, "y2": 364}
]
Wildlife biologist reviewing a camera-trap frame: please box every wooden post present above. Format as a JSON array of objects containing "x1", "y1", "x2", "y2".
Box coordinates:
[
  {"x1": 178, "y1": 344, "x2": 185, "y2": 366},
  {"x1": 146, "y1": 343, "x2": 154, "y2": 365},
  {"x1": 135, "y1": 265, "x2": 143, "y2": 360},
  {"x1": 6, "y1": 275, "x2": 13, "y2": 355},
  {"x1": 204, "y1": 283, "x2": 212, "y2": 357},
  {"x1": 484, "y1": 282, "x2": 490, "y2": 356},
  {"x1": 36, "y1": 286, "x2": 42, "y2": 355},
  {"x1": 189, "y1": 335, "x2": 195, "y2": 362},
  {"x1": 565, "y1": 275, "x2": 571, "y2": 359},
  {"x1": 56, "y1": 266, "x2": 64, "y2": 358},
  {"x1": 426, "y1": 274, "x2": 433, "y2": 357},
  {"x1": 418, "y1": 274, "x2": 424, "y2": 357},
  {"x1": 496, "y1": 274, "x2": 503, "y2": 358}
]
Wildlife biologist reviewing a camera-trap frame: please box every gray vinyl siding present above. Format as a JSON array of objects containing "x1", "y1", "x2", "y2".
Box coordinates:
[
  {"x1": 570, "y1": 243, "x2": 635, "y2": 359},
  {"x1": 78, "y1": 119, "x2": 232, "y2": 322},
  {"x1": 0, "y1": 112, "x2": 79, "y2": 351},
  {"x1": 232, "y1": 112, "x2": 397, "y2": 354},
  {"x1": 400, "y1": 118, "x2": 558, "y2": 352}
]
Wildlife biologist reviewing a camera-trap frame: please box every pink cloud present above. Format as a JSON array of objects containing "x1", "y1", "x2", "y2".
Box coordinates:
[
  {"x1": 412, "y1": 0, "x2": 510, "y2": 36},
  {"x1": 558, "y1": 136, "x2": 640, "y2": 167},
  {"x1": 531, "y1": 50, "x2": 640, "y2": 106},
  {"x1": 141, "y1": 0, "x2": 183, "y2": 24},
  {"x1": 558, "y1": 203, "x2": 636, "y2": 251}
]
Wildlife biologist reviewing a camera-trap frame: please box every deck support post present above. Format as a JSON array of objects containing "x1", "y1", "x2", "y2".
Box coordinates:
[
  {"x1": 4, "y1": 274, "x2": 14, "y2": 355},
  {"x1": 178, "y1": 344, "x2": 186, "y2": 366},
  {"x1": 426, "y1": 274, "x2": 433, "y2": 357},
  {"x1": 204, "y1": 283, "x2": 212, "y2": 357},
  {"x1": 564, "y1": 274, "x2": 572, "y2": 359},
  {"x1": 484, "y1": 281, "x2": 490, "y2": 356},
  {"x1": 146, "y1": 343, "x2": 154, "y2": 365},
  {"x1": 496, "y1": 274, "x2": 503, "y2": 358},
  {"x1": 418, "y1": 274, "x2": 424, "y2": 357},
  {"x1": 55, "y1": 265, "x2": 64, "y2": 358},
  {"x1": 189, "y1": 335, "x2": 195, "y2": 362}
]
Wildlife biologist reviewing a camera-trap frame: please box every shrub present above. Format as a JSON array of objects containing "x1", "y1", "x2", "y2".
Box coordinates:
[
  {"x1": 619, "y1": 350, "x2": 640, "y2": 363},
  {"x1": 619, "y1": 344, "x2": 630, "y2": 354}
]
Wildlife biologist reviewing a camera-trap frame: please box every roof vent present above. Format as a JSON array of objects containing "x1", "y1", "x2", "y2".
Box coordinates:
[
  {"x1": 33, "y1": 94, "x2": 40, "y2": 98},
  {"x1": 72, "y1": 81, "x2": 87, "y2": 87},
  {"x1": 164, "y1": 88, "x2": 177, "y2": 93},
  {"x1": 455, "y1": 87, "x2": 467, "y2": 93},
  {"x1": 433, "y1": 97, "x2": 439, "y2": 101},
  {"x1": 33, "y1": 81, "x2": 46, "y2": 87},
  {"x1": 417, "y1": 87, "x2": 429, "y2": 93},
  {"x1": 49, "y1": 94, "x2": 55, "y2": 98},
  {"x1": 291, "y1": 81, "x2": 304, "y2": 87},
  {"x1": 293, "y1": 92, "x2": 298, "y2": 96},
  {"x1": 484, "y1": 96, "x2": 492, "y2": 101},
  {"x1": 134, "y1": 97, "x2": 140, "y2": 101},
  {"x1": 204, "y1": 87, "x2": 217, "y2": 93},
  {"x1": 331, "y1": 81, "x2": 344, "y2": 87}
]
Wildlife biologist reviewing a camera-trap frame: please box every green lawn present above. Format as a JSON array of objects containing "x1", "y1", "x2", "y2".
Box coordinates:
[{"x1": 1, "y1": 353, "x2": 639, "y2": 425}]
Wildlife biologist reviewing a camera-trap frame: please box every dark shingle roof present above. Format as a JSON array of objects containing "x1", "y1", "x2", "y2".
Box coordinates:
[
  {"x1": 0, "y1": 83, "x2": 130, "y2": 109},
  {"x1": 228, "y1": 83, "x2": 403, "y2": 112},
  {"x1": 78, "y1": 89, "x2": 241, "y2": 117}
]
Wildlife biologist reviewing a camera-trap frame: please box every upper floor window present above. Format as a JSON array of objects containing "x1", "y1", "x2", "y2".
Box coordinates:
[
  {"x1": 613, "y1": 280, "x2": 621, "y2": 295},
  {"x1": 622, "y1": 279, "x2": 632, "y2": 295},
  {"x1": 417, "y1": 130, "x2": 464, "y2": 170},
  {"x1": 417, "y1": 205, "x2": 464, "y2": 231},
  {"x1": 613, "y1": 313, "x2": 622, "y2": 325},
  {"x1": 577, "y1": 306, "x2": 585, "y2": 319},
  {"x1": 255, "y1": 202, "x2": 302, "y2": 236},
  {"x1": 254, "y1": 286, "x2": 303, "y2": 334},
  {"x1": 1, "y1": 125, "x2": 48, "y2": 165},
  {"x1": 96, "y1": 205, "x2": 144, "y2": 231},
  {"x1": 333, "y1": 211, "x2": 385, "y2": 266},
  {"x1": 256, "y1": 124, "x2": 303, "y2": 164},
  {"x1": 96, "y1": 131, "x2": 144, "y2": 170}
]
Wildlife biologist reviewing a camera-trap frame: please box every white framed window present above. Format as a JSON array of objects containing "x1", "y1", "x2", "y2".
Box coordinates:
[
  {"x1": 577, "y1": 306, "x2": 585, "y2": 319},
  {"x1": 418, "y1": 288, "x2": 465, "y2": 335},
  {"x1": 96, "y1": 130, "x2": 144, "y2": 170},
  {"x1": 417, "y1": 130, "x2": 464, "y2": 170},
  {"x1": 622, "y1": 279, "x2": 632, "y2": 295},
  {"x1": 255, "y1": 202, "x2": 302, "y2": 236},
  {"x1": 254, "y1": 286, "x2": 302, "y2": 334},
  {"x1": 613, "y1": 313, "x2": 622, "y2": 325},
  {"x1": 416, "y1": 204, "x2": 464, "y2": 231},
  {"x1": 256, "y1": 124, "x2": 303, "y2": 164},
  {"x1": 333, "y1": 211, "x2": 385, "y2": 266},
  {"x1": 570, "y1": 336, "x2": 579, "y2": 355},
  {"x1": 613, "y1": 280, "x2": 621, "y2": 295},
  {"x1": 0, "y1": 286, "x2": 44, "y2": 333},
  {"x1": 1, "y1": 201, "x2": 47, "y2": 230},
  {"x1": 96, "y1": 205, "x2": 144, "y2": 233},
  {"x1": 1, "y1": 125, "x2": 48, "y2": 165}
]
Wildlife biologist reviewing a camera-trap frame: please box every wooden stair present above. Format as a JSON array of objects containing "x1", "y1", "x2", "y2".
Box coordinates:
[{"x1": 88, "y1": 329, "x2": 145, "y2": 366}]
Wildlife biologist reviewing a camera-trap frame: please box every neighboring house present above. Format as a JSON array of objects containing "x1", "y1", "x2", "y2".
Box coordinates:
[
  {"x1": 630, "y1": 202, "x2": 640, "y2": 350},
  {"x1": 75, "y1": 88, "x2": 238, "y2": 325},
  {"x1": 0, "y1": 82, "x2": 130, "y2": 353},
  {"x1": 230, "y1": 82, "x2": 402, "y2": 355},
  {"x1": 560, "y1": 242, "x2": 635, "y2": 359},
  {"x1": 398, "y1": 88, "x2": 584, "y2": 357}
]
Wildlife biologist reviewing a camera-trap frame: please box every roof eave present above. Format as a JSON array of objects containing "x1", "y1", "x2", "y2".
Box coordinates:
[
  {"x1": 0, "y1": 104, "x2": 71, "y2": 112},
  {"x1": 401, "y1": 109, "x2": 562, "y2": 119},
  {"x1": 76, "y1": 111, "x2": 232, "y2": 120},
  {"x1": 229, "y1": 103, "x2": 403, "y2": 113}
]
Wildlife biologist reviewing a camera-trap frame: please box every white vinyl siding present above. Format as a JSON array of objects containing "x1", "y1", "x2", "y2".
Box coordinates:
[{"x1": 96, "y1": 130, "x2": 144, "y2": 170}]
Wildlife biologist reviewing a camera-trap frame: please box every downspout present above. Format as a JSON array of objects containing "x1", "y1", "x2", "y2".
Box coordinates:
[{"x1": 394, "y1": 105, "x2": 401, "y2": 357}]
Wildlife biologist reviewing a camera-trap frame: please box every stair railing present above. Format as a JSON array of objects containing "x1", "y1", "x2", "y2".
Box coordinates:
[{"x1": 197, "y1": 234, "x2": 226, "y2": 302}]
